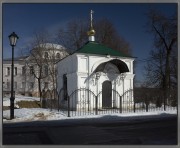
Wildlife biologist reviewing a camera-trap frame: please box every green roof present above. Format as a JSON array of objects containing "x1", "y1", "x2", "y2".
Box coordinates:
[{"x1": 75, "y1": 41, "x2": 130, "y2": 57}]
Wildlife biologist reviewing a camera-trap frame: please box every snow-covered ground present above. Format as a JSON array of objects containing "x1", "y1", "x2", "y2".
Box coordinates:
[
  {"x1": 3, "y1": 95, "x2": 177, "y2": 123},
  {"x1": 3, "y1": 95, "x2": 40, "y2": 108}
]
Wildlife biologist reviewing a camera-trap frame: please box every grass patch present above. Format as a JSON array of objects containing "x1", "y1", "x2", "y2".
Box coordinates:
[{"x1": 16, "y1": 101, "x2": 41, "y2": 108}]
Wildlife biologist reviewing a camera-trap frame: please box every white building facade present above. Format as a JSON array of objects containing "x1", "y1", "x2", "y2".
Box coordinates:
[
  {"x1": 57, "y1": 41, "x2": 135, "y2": 110},
  {"x1": 3, "y1": 43, "x2": 68, "y2": 97}
]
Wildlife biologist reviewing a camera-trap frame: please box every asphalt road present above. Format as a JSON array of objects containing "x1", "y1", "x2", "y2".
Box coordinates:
[{"x1": 3, "y1": 114, "x2": 178, "y2": 145}]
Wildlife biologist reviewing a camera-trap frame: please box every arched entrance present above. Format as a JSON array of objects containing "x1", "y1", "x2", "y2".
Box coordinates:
[
  {"x1": 93, "y1": 59, "x2": 129, "y2": 74},
  {"x1": 102, "y1": 81, "x2": 112, "y2": 108}
]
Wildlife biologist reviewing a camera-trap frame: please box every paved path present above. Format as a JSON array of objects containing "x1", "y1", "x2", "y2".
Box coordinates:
[{"x1": 3, "y1": 114, "x2": 177, "y2": 145}]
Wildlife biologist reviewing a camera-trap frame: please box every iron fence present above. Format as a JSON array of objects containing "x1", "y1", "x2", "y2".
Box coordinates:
[{"x1": 42, "y1": 88, "x2": 177, "y2": 117}]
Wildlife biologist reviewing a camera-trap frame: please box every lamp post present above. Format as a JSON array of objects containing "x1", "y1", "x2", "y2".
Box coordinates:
[{"x1": 9, "y1": 32, "x2": 19, "y2": 119}]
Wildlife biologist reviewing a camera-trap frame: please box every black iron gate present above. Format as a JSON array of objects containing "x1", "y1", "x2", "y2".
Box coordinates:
[
  {"x1": 67, "y1": 88, "x2": 96, "y2": 117},
  {"x1": 56, "y1": 88, "x2": 177, "y2": 117},
  {"x1": 97, "y1": 89, "x2": 121, "y2": 115},
  {"x1": 65, "y1": 88, "x2": 123, "y2": 117}
]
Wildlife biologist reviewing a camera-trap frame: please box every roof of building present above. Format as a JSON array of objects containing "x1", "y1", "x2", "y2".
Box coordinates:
[
  {"x1": 34, "y1": 43, "x2": 66, "y2": 50},
  {"x1": 75, "y1": 41, "x2": 132, "y2": 57},
  {"x1": 3, "y1": 56, "x2": 29, "y2": 61}
]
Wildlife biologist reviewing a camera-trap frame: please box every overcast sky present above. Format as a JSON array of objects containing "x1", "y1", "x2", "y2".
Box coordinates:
[{"x1": 2, "y1": 3, "x2": 177, "y2": 84}]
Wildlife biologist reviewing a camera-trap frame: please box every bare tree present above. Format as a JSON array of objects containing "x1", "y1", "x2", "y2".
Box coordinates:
[
  {"x1": 24, "y1": 29, "x2": 51, "y2": 104},
  {"x1": 144, "y1": 9, "x2": 177, "y2": 102},
  {"x1": 28, "y1": 31, "x2": 69, "y2": 107},
  {"x1": 42, "y1": 43, "x2": 69, "y2": 109},
  {"x1": 56, "y1": 18, "x2": 88, "y2": 51},
  {"x1": 144, "y1": 48, "x2": 166, "y2": 88},
  {"x1": 56, "y1": 18, "x2": 131, "y2": 55},
  {"x1": 18, "y1": 28, "x2": 69, "y2": 108},
  {"x1": 95, "y1": 18, "x2": 131, "y2": 55}
]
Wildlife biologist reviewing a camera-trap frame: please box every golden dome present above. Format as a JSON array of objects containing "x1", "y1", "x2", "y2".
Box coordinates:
[{"x1": 87, "y1": 27, "x2": 96, "y2": 36}]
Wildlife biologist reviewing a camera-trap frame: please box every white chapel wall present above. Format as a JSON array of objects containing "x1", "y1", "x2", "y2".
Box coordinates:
[{"x1": 57, "y1": 54, "x2": 77, "y2": 94}]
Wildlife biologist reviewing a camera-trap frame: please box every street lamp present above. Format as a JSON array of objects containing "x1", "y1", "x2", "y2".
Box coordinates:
[{"x1": 9, "y1": 32, "x2": 19, "y2": 119}]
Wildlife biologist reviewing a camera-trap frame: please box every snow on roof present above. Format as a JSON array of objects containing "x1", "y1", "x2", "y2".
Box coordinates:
[
  {"x1": 36, "y1": 43, "x2": 66, "y2": 50},
  {"x1": 3, "y1": 56, "x2": 29, "y2": 61}
]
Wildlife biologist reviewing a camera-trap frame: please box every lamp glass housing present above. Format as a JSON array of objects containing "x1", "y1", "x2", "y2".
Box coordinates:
[{"x1": 9, "y1": 32, "x2": 19, "y2": 46}]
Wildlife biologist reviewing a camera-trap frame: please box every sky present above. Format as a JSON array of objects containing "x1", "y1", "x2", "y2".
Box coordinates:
[{"x1": 2, "y1": 3, "x2": 177, "y2": 84}]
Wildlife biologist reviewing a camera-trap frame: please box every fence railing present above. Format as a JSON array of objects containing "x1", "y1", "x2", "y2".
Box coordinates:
[{"x1": 42, "y1": 88, "x2": 177, "y2": 117}]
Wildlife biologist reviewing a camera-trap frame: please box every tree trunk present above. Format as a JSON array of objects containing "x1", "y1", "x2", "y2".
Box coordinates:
[
  {"x1": 38, "y1": 78, "x2": 42, "y2": 106},
  {"x1": 164, "y1": 50, "x2": 171, "y2": 105}
]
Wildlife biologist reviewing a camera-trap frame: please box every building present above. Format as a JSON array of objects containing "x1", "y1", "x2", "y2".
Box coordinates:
[
  {"x1": 3, "y1": 43, "x2": 68, "y2": 97},
  {"x1": 57, "y1": 11, "x2": 135, "y2": 110}
]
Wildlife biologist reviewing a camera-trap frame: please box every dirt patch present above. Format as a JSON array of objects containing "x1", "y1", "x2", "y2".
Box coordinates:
[
  {"x1": 3, "y1": 106, "x2": 10, "y2": 111},
  {"x1": 34, "y1": 112, "x2": 48, "y2": 120},
  {"x1": 16, "y1": 101, "x2": 41, "y2": 108}
]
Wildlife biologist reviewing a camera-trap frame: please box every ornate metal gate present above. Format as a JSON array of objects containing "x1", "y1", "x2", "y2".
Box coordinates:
[
  {"x1": 121, "y1": 89, "x2": 134, "y2": 113},
  {"x1": 54, "y1": 88, "x2": 177, "y2": 117},
  {"x1": 96, "y1": 89, "x2": 121, "y2": 115},
  {"x1": 66, "y1": 88, "x2": 133, "y2": 117},
  {"x1": 68, "y1": 88, "x2": 96, "y2": 117}
]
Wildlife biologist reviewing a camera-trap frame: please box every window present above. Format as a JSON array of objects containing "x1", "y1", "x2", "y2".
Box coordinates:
[
  {"x1": 14, "y1": 82, "x2": 17, "y2": 89},
  {"x1": 44, "y1": 82, "x2": 48, "y2": 89},
  {"x1": 6, "y1": 67, "x2": 10, "y2": 75},
  {"x1": 29, "y1": 82, "x2": 34, "y2": 89},
  {"x1": 22, "y1": 82, "x2": 25, "y2": 88},
  {"x1": 56, "y1": 53, "x2": 60, "y2": 59},
  {"x1": 44, "y1": 65, "x2": 48, "y2": 76},
  {"x1": 63, "y1": 74, "x2": 67, "y2": 100},
  {"x1": 7, "y1": 82, "x2": 10, "y2": 89},
  {"x1": 30, "y1": 66, "x2": 34, "y2": 75},
  {"x1": 14, "y1": 67, "x2": 17, "y2": 75},
  {"x1": 22, "y1": 66, "x2": 26, "y2": 75},
  {"x1": 44, "y1": 52, "x2": 48, "y2": 58}
]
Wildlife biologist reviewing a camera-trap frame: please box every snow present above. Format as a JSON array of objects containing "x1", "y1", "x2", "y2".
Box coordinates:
[
  {"x1": 3, "y1": 95, "x2": 40, "y2": 108},
  {"x1": 3, "y1": 96, "x2": 177, "y2": 123}
]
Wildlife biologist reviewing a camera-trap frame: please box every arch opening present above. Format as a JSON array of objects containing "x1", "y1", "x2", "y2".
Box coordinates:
[{"x1": 93, "y1": 59, "x2": 129, "y2": 74}]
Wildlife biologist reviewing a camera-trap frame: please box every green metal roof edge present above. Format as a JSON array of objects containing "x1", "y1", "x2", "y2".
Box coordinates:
[{"x1": 75, "y1": 41, "x2": 133, "y2": 58}]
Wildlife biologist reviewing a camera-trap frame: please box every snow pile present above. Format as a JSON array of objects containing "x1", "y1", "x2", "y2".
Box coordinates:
[
  {"x1": 3, "y1": 108, "x2": 53, "y2": 122},
  {"x1": 3, "y1": 95, "x2": 40, "y2": 108},
  {"x1": 3, "y1": 108, "x2": 177, "y2": 123}
]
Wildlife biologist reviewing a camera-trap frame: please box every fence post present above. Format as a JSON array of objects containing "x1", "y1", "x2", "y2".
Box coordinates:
[
  {"x1": 120, "y1": 96, "x2": 122, "y2": 113},
  {"x1": 50, "y1": 91, "x2": 52, "y2": 111},
  {"x1": 58, "y1": 93, "x2": 59, "y2": 112},
  {"x1": 42, "y1": 89, "x2": 46, "y2": 108},
  {"x1": 95, "y1": 96, "x2": 98, "y2": 115},
  {"x1": 164, "y1": 97, "x2": 166, "y2": 111},
  {"x1": 146, "y1": 103, "x2": 148, "y2": 112},
  {"x1": 134, "y1": 101, "x2": 136, "y2": 113},
  {"x1": 68, "y1": 96, "x2": 70, "y2": 117},
  {"x1": 145, "y1": 97, "x2": 148, "y2": 112}
]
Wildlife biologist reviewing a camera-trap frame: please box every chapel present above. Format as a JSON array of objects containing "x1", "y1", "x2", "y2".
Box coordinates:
[{"x1": 57, "y1": 10, "x2": 135, "y2": 110}]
